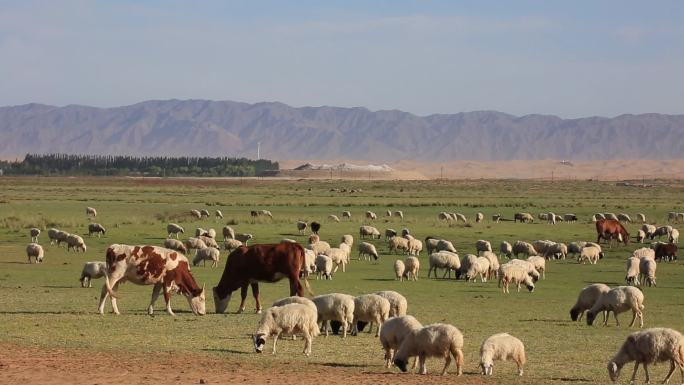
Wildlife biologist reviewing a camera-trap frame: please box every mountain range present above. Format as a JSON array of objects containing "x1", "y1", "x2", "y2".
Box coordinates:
[{"x1": 1, "y1": 99, "x2": 682, "y2": 162}]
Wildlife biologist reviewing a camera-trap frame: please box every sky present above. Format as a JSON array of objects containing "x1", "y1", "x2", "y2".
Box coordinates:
[{"x1": 1, "y1": 0, "x2": 683, "y2": 118}]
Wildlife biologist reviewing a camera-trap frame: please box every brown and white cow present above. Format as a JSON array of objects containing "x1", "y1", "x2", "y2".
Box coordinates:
[
  {"x1": 213, "y1": 242, "x2": 311, "y2": 314},
  {"x1": 98, "y1": 244, "x2": 206, "y2": 316}
]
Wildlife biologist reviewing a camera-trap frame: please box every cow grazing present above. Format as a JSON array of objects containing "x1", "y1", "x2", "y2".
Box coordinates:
[
  {"x1": 655, "y1": 243, "x2": 678, "y2": 262},
  {"x1": 596, "y1": 219, "x2": 629, "y2": 246},
  {"x1": 98, "y1": 244, "x2": 206, "y2": 316},
  {"x1": 212, "y1": 242, "x2": 311, "y2": 314}
]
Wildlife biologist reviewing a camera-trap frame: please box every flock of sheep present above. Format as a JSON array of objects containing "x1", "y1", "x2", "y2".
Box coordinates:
[{"x1": 20, "y1": 205, "x2": 684, "y2": 382}]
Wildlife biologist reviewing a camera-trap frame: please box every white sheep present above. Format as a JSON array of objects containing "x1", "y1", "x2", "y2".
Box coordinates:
[
  {"x1": 365, "y1": 211, "x2": 377, "y2": 220},
  {"x1": 224, "y1": 239, "x2": 243, "y2": 252},
  {"x1": 86, "y1": 206, "x2": 97, "y2": 217},
  {"x1": 342, "y1": 211, "x2": 352, "y2": 220},
  {"x1": 604, "y1": 212, "x2": 619, "y2": 221},
  {"x1": 66, "y1": 234, "x2": 86, "y2": 253},
  {"x1": 195, "y1": 227, "x2": 207, "y2": 237},
  {"x1": 475, "y1": 212, "x2": 484, "y2": 223},
  {"x1": 455, "y1": 213, "x2": 467, "y2": 223},
  {"x1": 341, "y1": 234, "x2": 354, "y2": 246},
  {"x1": 375, "y1": 290, "x2": 408, "y2": 317},
  {"x1": 302, "y1": 249, "x2": 316, "y2": 279},
  {"x1": 190, "y1": 209, "x2": 201, "y2": 219},
  {"x1": 593, "y1": 213, "x2": 606, "y2": 222},
  {"x1": 438, "y1": 212, "x2": 453, "y2": 221},
  {"x1": 215, "y1": 210, "x2": 223, "y2": 219},
  {"x1": 315, "y1": 255, "x2": 333, "y2": 280},
  {"x1": 498, "y1": 263, "x2": 535, "y2": 293},
  {"x1": 642, "y1": 224, "x2": 656, "y2": 239},
  {"x1": 235, "y1": 233, "x2": 253, "y2": 244},
  {"x1": 500, "y1": 241, "x2": 512, "y2": 258},
  {"x1": 394, "y1": 210, "x2": 404, "y2": 219},
  {"x1": 636, "y1": 229, "x2": 646, "y2": 243},
  {"x1": 389, "y1": 236, "x2": 410, "y2": 254},
  {"x1": 404, "y1": 256, "x2": 420, "y2": 281},
  {"x1": 384, "y1": 228, "x2": 398, "y2": 240},
  {"x1": 639, "y1": 257, "x2": 657, "y2": 287},
  {"x1": 352, "y1": 294, "x2": 390, "y2": 337},
  {"x1": 586, "y1": 286, "x2": 645, "y2": 327},
  {"x1": 548, "y1": 211, "x2": 557, "y2": 224},
  {"x1": 328, "y1": 214, "x2": 340, "y2": 222},
  {"x1": 26, "y1": 243, "x2": 44, "y2": 263},
  {"x1": 379, "y1": 315, "x2": 423, "y2": 369},
  {"x1": 358, "y1": 242, "x2": 379, "y2": 261},
  {"x1": 30, "y1": 228, "x2": 40, "y2": 243},
  {"x1": 55, "y1": 230, "x2": 69, "y2": 247},
  {"x1": 563, "y1": 213, "x2": 578, "y2": 223},
  {"x1": 47, "y1": 228, "x2": 60, "y2": 245},
  {"x1": 163, "y1": 238, "x2": 188, "y2": 254},
  {"x1": 359, "y1": 225, "x2": 381, "y2": 239},
  {"x1": 338, "y1": 242, "x2": 351, "y2": 261},
  {"x1": 671, "y1": 228, "x2": 680, "y2": 244},
  {"x1": 653, "y1": 225, "x2": 673, "y2": 239},
  {"x1": 607, "y1": 327, "x2": 684, "y2": 384},
  {"x1": 192, "y1": 247, "x2": 220, "y2": 268},
  {"x1": 632, "y1": 247, "x2": 655, "y2": 260},
  {"x1": 296, "y1": 221, "x2": 307, "y2": 234},
  {"x1": 481, "y1": 251, "x2": 500, "y2": 279},
  {"x1": 636, "y1": 213, "x2": 646, "y2": 223},
  {"x1": 544, "y1": 242, "x2": 568, "y2": 260},
  {"x1": 205, "y1": 228, "x2": 217, "y2": 239},
  {"x1": 199, "y1": 235, "x2": 219, "y2": 249},
  {"x1": 393, "y1": 323, "x2": 464, "y2": 376},
  {"x1": 512, "y1": 241, "x2": 537, "y2": 258},
  {"x1": 479, "y1": 333, "x2": 526, "y2": 376},
  {"x1": 312, "y1": 293, "x2": 355, "y2": 338},
  {"x1": 253, "y1": 303, "x2": 320, "y2": 356},
  {"x1": 617, "y1": 213, "x2": 632, "y2": 222},
  {"x1": 309, "y1": 241, "x2": 332, "y2": 259},
  {"x1": 407, "y1": 238, "x2": 423, "y2": 256},
  {"x1": 475, "y1": 240, "x2": 492, "y2": 255},
  {"x1": 323, "y1": 247, "x2": 347, "y2": 273},
  {"x1": 394, "y1": 260, "x2": 406, "y2": 281},
  {"x1": 465, "y1": 256, "x2": 490, "y2": 283},
  {"x1": 506, "y1": 259, "x2": 541, "y2": 282},
  {"x1": 625, "y1": 257, "x2": 641, "y2": 286},
  {"x1": 184, "y1": 237, "x2": 207, "y2": 252},
  {"x1": 79, "y1": 261, "x2": 107, "y2": 287},
  {"x1": 436, "y1": 239, "x2": 457, "y2": 253},
  {"x1": 271, "y1": 296, "x2": 317, "y2": 311},
  {"x1": 166, "y1": 223, "x2": 184, "y2": 239},
  {"x1": 526, "y1": 256, "x2": 546, "y2": 279},
  {"x1": 567, "y1": 241, "x2": 587, "y2": 258},
  {"x1": 428, "y1": 251, "x2": 461, "y2": 279},
  {"x1": 579, "y1": 245, "x2": 602, "y2": 264},
  {"x1": 569, "y1": 283, "x2": 611, "y2": 321},
  {"x1": 386, "y1": 210, "x2": 392, "y2": 217},
  {"x1": 199, "y1": 209, "x2": 210, "y2": 218},
  {"x1": 222, "y1": 225, "x2": 235, "y2": 241}
]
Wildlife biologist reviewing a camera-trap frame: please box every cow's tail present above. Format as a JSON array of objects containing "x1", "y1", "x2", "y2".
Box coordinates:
[
  {"x1": 301, "y1": 275, "x2": 314, "y2": 297},
  {"x1": 296, "y1": 244, "x2": 314, "y2": 297},
  {"x1": 104, "y1": 247, "x2": 119, "y2": 298}
]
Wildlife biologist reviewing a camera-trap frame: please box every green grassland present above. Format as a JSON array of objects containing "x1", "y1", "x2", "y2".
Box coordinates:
[{"x1": 0, "y1": 176, "x2": 682, "y2": 384}]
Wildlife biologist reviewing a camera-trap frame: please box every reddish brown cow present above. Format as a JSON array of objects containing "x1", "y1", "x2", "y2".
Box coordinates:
[
  {"x1": 213, "y1": 242, "x2": 311, "y2": 314},
  {"x1": 98, "y1": 244, "x2": 206, "y2": 316},
  {"x1": 655, "y1": 243, "x2": 678, "y2": 262},
  {"x1": 595, "y1": 219, "x2": 629, "y2": 245}
]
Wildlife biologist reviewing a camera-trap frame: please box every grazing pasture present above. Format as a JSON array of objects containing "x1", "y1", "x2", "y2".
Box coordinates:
[{"x1": 0, "y1": 176, "x2": 683, "y2": 384}]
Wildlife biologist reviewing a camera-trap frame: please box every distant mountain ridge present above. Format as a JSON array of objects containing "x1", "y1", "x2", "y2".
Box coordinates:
[{"x1": 1, "y1": 99, "x2": 682, "y2": 161}]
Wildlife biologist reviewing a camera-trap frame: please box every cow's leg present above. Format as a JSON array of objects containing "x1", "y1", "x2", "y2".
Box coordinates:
[
  {"x1": 289, "y1": 275, "x2": 303, "y2": 296},
  {"x1": 251, "y1": 283, "x2": 262, "y2": 313},
  {"x1": 98, "y1": 275, "x2": 122, "y2": 315},
  {"x1": 237, "y1": 284, "x2": 248, "y2": 313},
  {"x1": 148, "y1": 283, "x2": 163, "y2": 315},
  {"x1": 110, "y1": 282, "x2": 122, "y2": 315},
  {"x1": 163, "y1": 285, "x2": 175, "y2": 316}
]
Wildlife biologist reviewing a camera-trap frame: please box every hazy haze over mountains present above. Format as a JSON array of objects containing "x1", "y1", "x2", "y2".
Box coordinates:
[{"x1": 1, "y1": 99, "x2": 682, "y2": 162}]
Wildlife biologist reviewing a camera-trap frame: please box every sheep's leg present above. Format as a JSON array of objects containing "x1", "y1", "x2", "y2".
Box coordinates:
[
  {"x1": 418, "y1": 355, "x2": 427, "y2": 375},
  {"x1": 271, "y1": 333, "x2": 279, "y2": 355},
  {"x1": 452, "y1": 347, "x2": 464, "y2": 376},
  {"x1": 148, "y1": 283, "x2": 162, "y2": 315},
  {"x1": 384, "y1": 349, "x2": 392, "y2": 368},
  {"x1": 251, "y1": 283, "x2": 262, "y2": 313},
  {"x1": 643, "y1": 363, "x2": 651, "y2": 384},
  {"x1": 440, "y1": 353, "x2": 452, "y2": 376},
  {"x1": 410, "y1": 356, "x2": 418, "y2": 371},
  {"x1": 516, "y1": 359, "x2": 524, "y2": 376},
  {"x1": 601, "y1": 310, "x2": 608, "y2": 324},
  {"x1": 302, "y1": 331, "x2": 312, "y2": 356},
  {"x1": 342, "y1": 319, "x2": 348, "y2": 338},
  {"x1": 629, "y1": 362, "x2": 640, "y2": 384},
  {"x1": 612, "y1": 311, "x2": 620, "y2": 327},
  {"x1": 629, "y1": 310, "x2": 637, "y2": 327},
  {"x1": 662, "y1": 359, "x2": 676, "y2": 384}
]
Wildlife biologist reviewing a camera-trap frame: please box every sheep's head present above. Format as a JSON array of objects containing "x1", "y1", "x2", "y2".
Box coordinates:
[
  {"x1": 586, "y1": 311, "x2": 596, "y2": 326},
  {"x1": 253, "y1": 334, "x2": 267, "y2": 353},
  {"x1": 599, "y1": 252, "x2": 605, "y2": 259},
  {"x1": 356, "y1": 321, "x2": 368, "y2": 332},
  {"x1": 525, "y1": 282, "x2": 535, "y2": 292},
  {"x1": 393, "y1": 358, "x2": 408, "y2": 372},
  {"x1": 213, "y1": 287, "x2": 230, "y2": 314},
  {"x1": 607, "y1": 361, "x2": 620, "y2": 382},
  {"x1": 480, "y1": 362, "x2": 494, "y2": 375},
  {"x1": 570, "y1": 307, "x2": 580, "y2": 321}
]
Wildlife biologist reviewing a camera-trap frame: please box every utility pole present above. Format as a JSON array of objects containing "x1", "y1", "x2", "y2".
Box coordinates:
[{"x1": 257, "y1": 142, "x2": 260, "y2": 160}]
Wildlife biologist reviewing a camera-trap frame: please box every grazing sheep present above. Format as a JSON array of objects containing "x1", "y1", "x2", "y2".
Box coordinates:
[
  {"x1": 342, "y1": 211, "x2": 352, "y2": 220},
  {"x1": 310, "y1": 221, "x2": 321, "y2": 234},
  {"x1": 352, "y1": 294, "x2": 390, "y2": 337},
  {"x1": 505, "y1": 259, "x2": 541, "y2": 281},
  {"x1": 404, "y1": 257, "x2": 420, "y2": 281},
  {"x1": 360, "y1": 225, "x2": 381, "y2": 239},
  {"x1": 296, "y1": 221, "x2": 307, "y2": 234},
  {"x1": 341, "y1": 234, "x2": 354, "y2": 247},
  {"x1": 424, "y1": 237, "x2": 440, "y2": 254},
  {"x1": 632, "y1": 247, "x2": 656, "y2": 260},
  {"x1": 30, "y1": 228, "x2": 40, "y2": 243},
  {"x1": 652, "y1": 225, "x2": 673, "y2": 240},
  {"x1": 464, "y1": 256, "x2": 490, "y2": 283},
  {"x1": 86, "y1": 223, "x2": 106, "y2": 237},
  {"x1": 394, "y1": 260, "x2": 406, "y2": 281},
  {"x1": 671, "y1": 228, "x2": 679, "y2": 244},
  {"x1": 380, "y1": 315, "x2": 423, "y2": 369},
  {"x1": 479, "y1": 333, "x2": 526, "y2": 376},
  {"x1": 498, "y1": 263, "x2": 535, "y2": 294},
  {"x1": 26, "y1": 243, "x2": 44, "y2": 263},
  {"x1": 375, "y1": 290, "x2": 408, "y2": 317},
  {"x1": 526, "y1": 256, "x2": 546, "y2": 279},
  {"x1": 366, "y1": 211, "x2": 377, "y2": 220},
  {"x1": 500, "y1": 241, "x2": 512, "y2": 258},
  {"x1": 199, "y1": 209, "x2": 210, "y2": 218},
  {"x1": 251, "y1": 209, "x2": 273, "y2": 219},
  {"x1": 625, "y1": 257, "x2": 641, "y2": 286},
  {"x1": 301, "y1": 249, "x2": 316, "y2": 279},
  {"x1": 358, "y1": 242, "x2": 379, "y2": 261},
  {"x1": 192, "y1": 247, "x2": 220, "y2": 268},
  {"x1": 514, "y1": 212, "x2": 534, "y2": 223},
  {"x1": 309, "y1": 241, "x2": 331, "y2": 257},
  {"x1": 338, "y1": 242, "x2": 352, "y2": 260},
  {"x1": 617, "y1": 213, "x2": 632, "y2": 223},
  {"x1": 586, "y1": 286, "x2": 645, "y2": 328},
  {"x1": 385, "y1": 228, "x2": 397, "y2": 240},
  {"x1": 195, "y1": 227, "x2": 207, "y2": 237},
  {"x1": 393, "y1": 323, "x2": 464, "y2": 376},
  {"x1": 190, "y1": 209, "x2": 202, "y2": 219},
  {"x1": 167, "y1": 223, "x2": 184, "y2": 239},
  {"x1": 66, "y1": 234, "x2": 87, "y2": 253},
  {"x1": 636, "y1": 229, "x2": 646, "y2": 243},
  {"x1": 164, "y1": 238, "x2": 188, "y2": 254},
  {"x1": 428, "y1": 251, "x2": 461, "y2": 279},
  {"x1": 312, "y1": 293, "x2": 355, "y2": 338},
  {"x1": 512, "y1": 241, "x2": 538, "y2": 258},
  {"x1": 546, "y1": 242, "x2": 568, "y2": 260},
  {"x1": 386, "y1": 210, "x2": 392, "y2": 217},
  {"x1": 315, "y1": 255, "x2": 333, "y2": 280},
  {"x1": 86, "y1": 206, "x2": 97, "y2": 217},
  {"x1": 47, "y1": 228, "x2": 60, "y2": 245},
  {"x1": 436, "y1": 239, "x2": 457, "y2": 254},
  {"x1": 532, "y1": 240, "x2": 554, "y2": 256},
  {"x1": 639, "y1": 258, "x2": 657, "y2": 287},
  {"x1": 389, "y1": 236, "x2": 410, "y2": 254},
  {"x1": 328, "y1": 214, "x2": 340, "y2": 222},
  {"x1": 636, "y1": 213, "x2": 646, "y2": 223},
  {"x1": 394, "y1": 211, "x2": 404, "y2": 219},
  {"x1": 475, "y1": 240, "x2": 492, "y2": 255},
  {"x1": 459, "y1": 254, "x2": 479, "y2": 280},
  {"x1": 492, "y1": 214, "x2": 502, "y2": 223},
  {"x1": 607, "y1": 328, "x2": 684, "y2": 385},
  {"x1": 570, "y1": 283, "x2": 611, "y2": 321},
  {"x1": 455, "y1": 213, "x2": 467, "y2": 223},
  {"x1": 579, "y1": 245, "x2": 602, "y2": 265},
  {"x1": 55, "y1": 230, "x2": 70, "y2": 247},
  {"x1": 79, "y1": 261, "x2": 107, "y2": 288},
  {"x1": 222, "y1": 226, "x2": 235, "y2": 241},
  {"x1": 567, "y1": 241, "x2": 587, "y2": 258},
  {"x1": 438, "y1": 212, "x2": 453, "y2": 221},
  {"x1": 323, "y1": 247, "x2": 348, "y2": 273},
  {"x1": 593, "y1": 213, "x2": 606, "y2": 222},
  {"x1": 538, "y1": 213, "x2": 549, "y2": 221},
  {"x1": 184, "y1": 237, "x2": 207, "y2": 253},
  {"x1": 642, "y1": 224, "x2": 657, "y2": 240},
  {"x1": 224, "y1": 239, "x2": 243, "y2": 252},
  {"x1": 563, "y1": 213, "x2": 578, "y2": 223},
  {"x1": 253, "y1": 303, "x2": 320, "y2": 356},
  {"x1": 235, "y1": 233, "x2": 253, "y2": 244},
  {"x1": 204, "y1": 228, "x2": 217, "y2": 239},
  {"x1": 547, "y1": 212, "x2": 557, "y2": 225},
  {"x1": 475, "y1": 212, "x2": 484, "y2": 223},
  {"x1": 407, "y1": 237, "x2": 423, "y2": 256},
  {"x1": 215, "y1": 210, "x2": 223, "y2": 219},
  {"x1": 481, "y1": 251, "x2": 500, "y2": 279}
]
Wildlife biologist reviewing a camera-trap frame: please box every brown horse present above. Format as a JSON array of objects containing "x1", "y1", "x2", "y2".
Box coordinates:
[
  {"x1": 596, "y1": 219, "x2": 629, "y2": 245},
  {"x1": 212, "y1": 242, "x2": 311, "y2": 314}
]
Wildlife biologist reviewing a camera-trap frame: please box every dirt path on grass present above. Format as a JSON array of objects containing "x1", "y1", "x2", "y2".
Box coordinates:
[{"x1": 0, "y1": 344, "x2": 505, "y2": 385}]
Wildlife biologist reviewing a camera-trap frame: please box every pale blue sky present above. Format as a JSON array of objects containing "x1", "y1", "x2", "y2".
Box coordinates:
[{"x1": 1, "y1": 0, "x2": 683, "y2": 117}]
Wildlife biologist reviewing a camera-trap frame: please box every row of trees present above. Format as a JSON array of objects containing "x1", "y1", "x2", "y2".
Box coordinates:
[{"x1": 0, "y1": 154, "x2": 278, "y2": 177}]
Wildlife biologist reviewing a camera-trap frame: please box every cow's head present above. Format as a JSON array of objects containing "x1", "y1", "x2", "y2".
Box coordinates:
[
  {"x1": 186, "y1": 284, "x2": 206, "y2": 315},
  {"x1": 253, "y1": 333, "x2": 267, "y2": 353},
  {"x1": 213, "y1": 286, "x2": 231, "y2": 314}
]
